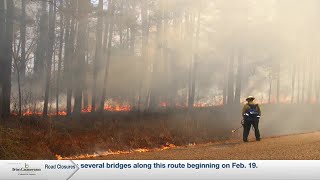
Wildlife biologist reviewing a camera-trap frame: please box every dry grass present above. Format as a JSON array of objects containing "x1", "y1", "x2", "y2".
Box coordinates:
[
  {"x1": 0, "y1": 104, "x2": 319, "y2": 160},
  {"x1": 0, "y1": 108, "x2": 235, "y2": 159}
]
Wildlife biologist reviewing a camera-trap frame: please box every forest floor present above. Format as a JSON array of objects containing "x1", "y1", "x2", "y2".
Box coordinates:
[
  {"x1": 89, "y1": 132, "x2": 320, "y2": 160},
  {"x1": 0, "y1": 110, "x2": 235, "y2": 160},
  {"x1": 1, "y1": 105, "x2": 320, "y2": 160}
]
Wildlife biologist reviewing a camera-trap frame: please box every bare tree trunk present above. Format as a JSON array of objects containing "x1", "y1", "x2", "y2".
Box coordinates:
[
  {"x1": 1, "y1": 0, "x2": 14, "y2": 117},
  {"x1": 13, "y1": 57, "x2": 22, "y2": 117},
  {"x1": 291, "y1": 64, "x2": 296, "y2": 104},
  {"x1": 129, "y1": 1, "x2": 137, "y2": 55},
  {"x1": 149, "y1": 1, "x2": 165, "y2": 111},
  {"x1": 119, "y1": 30, "x2": 123, "y2": 48},
  {"x1": 276, "y1": 63, "x2": 280, "y2": 104},
  {"x1": 268, "y1": 77, "x2": 272, "y2": 104},
  {"x1": 227, "y1": 54, "x2": 235, "y2": 105},
  {"x1": 43, "y1": 0, "x2": 56, "y2": 117},
  {"x1": 65, "y1": 0, "x2": 77, "y2": 116},
  {"x1": 223, "y1": 62, "x2": 227, "y2": 105},
  {"x1": 138, "y1": 1, "x2": 149, "y2": 112},
  {"x1": 0, "y1": 0, "x2": 5, "y2": 117},
  {"x1": 35, "y1": 1, "x2": 48, "y2": 80},
  {"x1": 83, "y1": 47, "x2": 89, "y2": 110},
  {"x1": 315, "y1": 60, "x2": 320, "y2": 104},
  {"x1": 100, "y1": 0, "x2": 115, "y2": 112},
  {"x1": 189, "y1": 55, "x2": 198, "y2": 108},
  {"x1": 301, "y1": 61, "x2": 306, "y2": 103},
  {"x1": 83, "y1": 90, "x2": 88, "y2": 110},
  {"x1": 92, "y1": 0, "x2": 104, "y2": 113},
  {"x1": 63, "y1": 1, "x2": 70, "y2": 107},
  {"x1": 129, "y1": 27, "x2": 136, "y2": 55},
  {"x1": 73, "y1": 0, "x2": 89, "y2": 115},
  {"x1": 189, "y1": 10, "x2": 201, "y2": 109},
  {"x1": 56, "y1": 0, "x2": 64, "y2": 115},
  {"x1": 20, "y1": 0, "x2": 27, "y2": 79},
  {"x1": 102, "y1": 7, "x2": 110, "y2": 52},
  {"x1": 234, "y1": 52, "x2": 243, "y2": 105},
  {"x1": 297, "y1": 63, "x2": 301, "y2": 104},
  {"x1": 187, "y1": 13, "x2": 196, "y2": 109},
  {"x1": 307, "y1": 58, "x2": 314, "y2": 103}
]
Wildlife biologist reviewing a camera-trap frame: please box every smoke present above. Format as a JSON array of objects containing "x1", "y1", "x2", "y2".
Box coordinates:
[{"x1": 8, "y1": 0, "x2": 320, "y2": 128}]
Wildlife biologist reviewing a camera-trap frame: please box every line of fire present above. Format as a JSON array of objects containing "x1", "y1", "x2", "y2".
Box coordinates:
[{"x1": 0, "y1": 0, "x2": 320, "y2": 160}]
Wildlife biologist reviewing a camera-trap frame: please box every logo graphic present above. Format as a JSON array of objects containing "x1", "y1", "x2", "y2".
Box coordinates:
[{"x1": 11, "y1": 162, "x2": 42, "y2": 176}]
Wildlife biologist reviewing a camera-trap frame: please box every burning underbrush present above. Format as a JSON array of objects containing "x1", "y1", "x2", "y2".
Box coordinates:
[
  {"x1": 12, "y1": 103, "x2": 132, "y2": 117},
  {"x1": 0, "y1": 108, "x2": 234, "y2": 160},
  {"x1": 1, "y1": 104, "x2": 320, "y2": 160},
  {"x1": 55, "y1": 143, "x2": 178, "y2": 160}
]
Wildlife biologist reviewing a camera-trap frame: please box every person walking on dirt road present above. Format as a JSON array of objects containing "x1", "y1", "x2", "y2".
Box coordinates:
[{"x1": 242, "y1": 96, "x2": 261, "y2": 142}]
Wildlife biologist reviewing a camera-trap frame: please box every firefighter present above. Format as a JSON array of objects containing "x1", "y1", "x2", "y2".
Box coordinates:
[{"x1": 242, "y1": 96, "x2": 261, "y2": 142}]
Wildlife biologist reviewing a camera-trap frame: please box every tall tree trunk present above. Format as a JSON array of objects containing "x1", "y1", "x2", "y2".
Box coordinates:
[
  {"x1": 99, "y1": 0, "x2": 115, "y2": 112},
  {"x1": 92, "y1": 0, "x2": 104, "y2": 113},
  {"x1": 189, "y1": 55, "x2": 198, "y2": 108},
  {"x1": 119, "y1": 30, "x2": 123, "y2": 49},
  {"x1": 301, "y1": 61, "x2": 306, "y2": 103},
  {"x1": 43, "y1": 0, "x2": 56, "y2": 116},
  {"x1": 63, "y1": 0, "x2": 71, "y2": 115},
  {"x1": 56, "y1": 0, "x2": 64, "y2": 115},
  {"x1": 83, "y1": 47, "x2": 89, "y2": 110},
  {"x1": 13, "y1": 56, "x2": 22, "y2": 117},
  {"x1": 234, "y1": 52, "x2": 243, "y2": 105},
  {"x1": 35, "y1": 1, "x2": 48, "y2": 79},
  {"x1": 307, "y1": 58, "x2": 314, "y2": 103},
  {"x1": 139, "y1": 1, "x2": 149, "y2": 112},
  {"x1": 1, "y1": 0, "x2": 14, "y2": 117},
  {"x1": 268, "y1": 76, "x2": 272, "y2": 104},
  {"x1": 65, "y1": 0, "x2": 77, "y2": 116},
  {"x1": 223, "y1": 62, "x2": 227, "y2": 105},
  {"x1": 129, "y1": 27, "x2": 136, "y2": 55},
  {"x1": 20, "y1": 0, "x2": 27, "y2": 79},
  {"x1": 189, "y1": 10, "x2": 201, "y2": 109},
  {"x1": 73, "y1": 0, "x2": 89, "y2": 115},
  {"x1": 97, "y1": 0, "x2": 111, "y2": 109},
  {"x1": 315, "y1": 60, "x2": 320, "y2": 104},
  {"x1": 187, "y1": 12, "x2": 195, "y2": 109},
  {"x1": 297, "y1": 63, "x2": 301, "y2": 104},
  {"x1": 291, "y1": 64, "x2": 296, "y2": 104},
  {"x1": 0, "y1": 0, "x2": 5, "y2": 117},
  {"x1": 126, "y1": 27, "x2": 130, "y2": 50},
  {"x1": 276, "y1": 63, "x2": 280, "y2": 104},
  {"x1": 129, "y1": 1, "x2": 137, "y2": 55},
  {"x1": 227, "y1": 54, "x2": 235, "y2": 105},
  {"x1": 83, "y1": 89, "x2": 89, "y2": 111},
  {"x1": 102, "y1": 7, "x2": 110, "y2": 53},
  {"x1": 149, "y1": 1, "x2": 165, "y2": 111}
]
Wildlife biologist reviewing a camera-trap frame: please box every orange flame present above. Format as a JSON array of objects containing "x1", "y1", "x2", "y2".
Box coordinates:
[
  {"x1": 81, "y1": 104, "x2": 131, "y2": 113},
  {"x1": 56, "y1": 143, "x2": 177, "y2": 160},
  {"x1": 13, "y1": 104, "x2": 131, "y2": 117},
  {"x1": 194, "y1": 103, "x2": 209, "y2": 107},
  {"x1": 104, "y1": 104, "x2": 131, "y2": 112},
  {"x1": 159, "y1": 102, "x2": 168, "y2": 107}
]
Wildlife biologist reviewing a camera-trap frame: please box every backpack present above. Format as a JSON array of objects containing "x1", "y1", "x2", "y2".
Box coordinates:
[{"x1": 244, "y1": 104, "x2": 260, "y2": 121}]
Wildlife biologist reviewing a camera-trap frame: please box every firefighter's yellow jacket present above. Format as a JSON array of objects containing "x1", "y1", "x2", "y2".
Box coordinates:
[{"x1": 242, "y1": 101, "x2": 261, "y2": 118}]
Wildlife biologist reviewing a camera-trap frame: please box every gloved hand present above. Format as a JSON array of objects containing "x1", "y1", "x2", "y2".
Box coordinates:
[{"x1": 241, "y1": 120, "x2": 244, "y2": 125}]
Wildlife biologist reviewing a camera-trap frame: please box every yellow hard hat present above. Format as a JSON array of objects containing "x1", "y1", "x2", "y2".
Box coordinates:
[{"x1": 246, "y1": 96, "x2": 255, "y2": 101}]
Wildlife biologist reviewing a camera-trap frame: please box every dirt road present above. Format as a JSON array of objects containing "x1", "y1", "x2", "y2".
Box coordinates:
[{"x1": 91, "y1": 132, "x2": 320, "y2": 160}]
